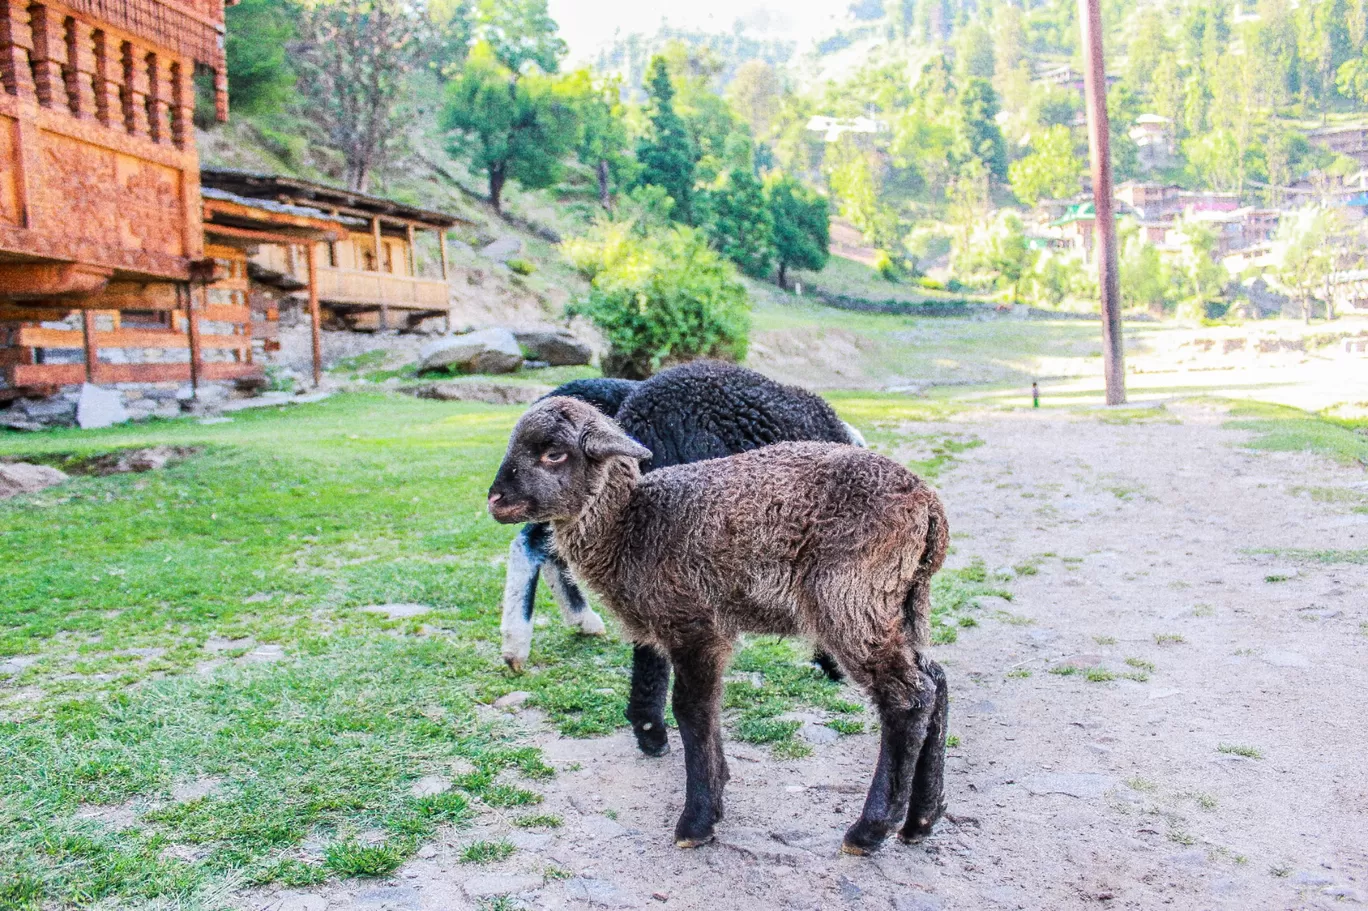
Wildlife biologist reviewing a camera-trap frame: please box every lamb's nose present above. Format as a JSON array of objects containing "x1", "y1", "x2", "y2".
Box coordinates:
[{"x1": 488, "y1": 492, "x2": 502, "y2": 506}]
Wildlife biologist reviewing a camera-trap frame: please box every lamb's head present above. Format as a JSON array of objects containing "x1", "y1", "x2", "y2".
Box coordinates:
[{"x1": 488, "y1": 396, "x2": 652, "y2": 524}]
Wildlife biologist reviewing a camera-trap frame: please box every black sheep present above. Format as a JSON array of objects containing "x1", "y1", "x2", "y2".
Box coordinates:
[{"x1": 500, "y1": 362, "x2": 861, "y2": 756}]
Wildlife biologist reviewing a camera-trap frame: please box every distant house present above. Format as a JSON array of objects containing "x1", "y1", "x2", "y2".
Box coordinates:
[
  {"x1": 1129, "y1": 115, "x2": 1176, "y2": 171},
  {"x1": 1049, "y1": 202, "x2": 1097, "y2": 262},
  {"x1": 805, "y1": 115, "x2": 889, "y2": 143},
  {"x1": 1115, "y1": 181, "x2": 1182, "y2": 221},
  {"x1": 1308, "y1": 124, "x2": 1368, "y2": 168},
  {"x1": 200, "y1": 170, "x2": 469, "y2": 334}
]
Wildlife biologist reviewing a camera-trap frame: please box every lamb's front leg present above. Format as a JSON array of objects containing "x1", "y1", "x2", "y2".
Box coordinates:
[
  {"x1": 543, "y1": 551, "x2": 606, "y2": 637},
  {"x1": 669, "y1": 640, "x2": 731, "y2": 847},
  {"x1": 500, "y1": 524, "x2": 545, "y2": 673}
]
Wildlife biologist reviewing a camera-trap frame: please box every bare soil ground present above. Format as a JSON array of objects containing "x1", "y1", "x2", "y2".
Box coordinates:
[{"x1": 250, "y1": 403, "x2": 1367, "y2": 911}]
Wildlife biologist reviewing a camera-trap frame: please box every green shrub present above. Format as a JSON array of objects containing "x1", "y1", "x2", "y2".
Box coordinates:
[
  {"x1": 506, "y1": 258, "x2": 536, "y2": 276},
  {"x1": 873, "y1": 250, "x2": 901, "y2": 282},
  {"x1": 565, "y1": 222, "x2": 750, "y2": 378}
]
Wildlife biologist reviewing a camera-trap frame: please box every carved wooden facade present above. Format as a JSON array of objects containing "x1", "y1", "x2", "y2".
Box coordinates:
[{"x1": 0, "y1": 0, "x2": 230, "y2": 395}]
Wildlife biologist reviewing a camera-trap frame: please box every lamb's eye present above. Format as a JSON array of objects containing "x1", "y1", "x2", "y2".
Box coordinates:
[{"x1": 542, "y1": 451, "x2": 568, "y2": 465}]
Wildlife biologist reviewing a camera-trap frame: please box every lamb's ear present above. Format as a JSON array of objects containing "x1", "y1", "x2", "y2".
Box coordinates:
[{"x1": 579, "y1": 419, "x2": 652, "y2": 463}]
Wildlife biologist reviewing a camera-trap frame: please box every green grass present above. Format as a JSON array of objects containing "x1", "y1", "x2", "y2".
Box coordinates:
[
  {"x1": 1249, "y1": 548, "x2": 1368, "y2": 565},
  {"x1": 1225, "y1": 401, "x2": 1368, "y2": 467},
  {"x1": 513, "y1": 814, "x2": 562, "y2": 829},
  {"x1": 1218, "y1": 743, "x2": 1263, "y2": 759},
  {"x1": 460, "y1": 839, "x2": 515, "y2": 864}
]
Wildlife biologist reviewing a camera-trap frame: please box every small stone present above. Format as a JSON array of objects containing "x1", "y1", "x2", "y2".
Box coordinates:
[
  {"x1": 275, "y1": 893, "x2": 329, "y2": 911},
  {"x1": 353, "y1": 885, "x2": 421, "y2": 910},
  {"x1": 509, "y1": 831, "x2": 553, "y2": 851},
  {"x1": 362, "y1": 603, "x2": 431, "y2": 619},
  {"x1": 799, "y1": 721, "x2": 841, "y2": 744},
  {"x1": 76, "y1": 383, "x2": 129, "y2": 429},
  {"x1": 839, "y1": 877, "x2": 863, "y2": 901},
  {"x1": 652, "y1": 892, "x2": 669, "y2": 902},
  {"x1": 581, "y1": 815, "x2": 628, "y2": 838},
  {"x1": 0, "y1": 463, "x2": 68, "y2": 499},
  {"x1": 464, "y1": 873, "x2": 543, "y2": 899},
  {"x1": 565, "y1": 877, "x2": 635, "y2": 908},
  {"x1": 243, "y1": 644, "x2": 286, "y2": 663},
  {"x1": 494, "y1": 691, "x2": 532, "y2": 710},
  {"x1": 416, "y1": 844, "x2": 437, "y2": 859},
  {"x1": 410, "y1": 774, "x2": 451, "y2": 798}
]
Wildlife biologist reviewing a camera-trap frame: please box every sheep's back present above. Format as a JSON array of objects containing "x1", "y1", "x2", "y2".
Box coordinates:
[{"x1": 615, "y1": 362, "x2": 850, "y2": 472}]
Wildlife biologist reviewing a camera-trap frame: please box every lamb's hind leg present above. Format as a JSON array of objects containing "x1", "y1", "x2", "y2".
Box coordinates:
[
  {"x1": 841, "y1": 643, "x2": 937, "y2": 855},
  {"x1": 901, "y1": 652, "x2": 949, "y2": 844},
  {"x1": 670, "y1": 639, "x2": 731, "y2": 847},
  {"x1": 626, "y1": 645, "x2": 671, "y2": 757}
]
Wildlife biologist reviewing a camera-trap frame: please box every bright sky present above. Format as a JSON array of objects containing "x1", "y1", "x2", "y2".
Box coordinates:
[{"x1": 547, "y1": 0, "x2": 846, "y2": 64}]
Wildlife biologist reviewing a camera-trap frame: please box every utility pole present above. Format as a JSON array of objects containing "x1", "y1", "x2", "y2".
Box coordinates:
[{"x1": 1078, "y1": 0, "x2": 1126, "y2": 405}]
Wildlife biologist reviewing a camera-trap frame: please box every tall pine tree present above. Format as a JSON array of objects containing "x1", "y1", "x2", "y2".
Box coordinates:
[{"x1": 635, "y1": 56, "x2": 697, "y2": 223}]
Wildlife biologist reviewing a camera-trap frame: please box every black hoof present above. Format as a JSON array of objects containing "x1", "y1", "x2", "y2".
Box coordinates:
[
  {"x1": 842, "y1": 819, "x2": 891, "y2": 855},
  {"x1": 899, "y1": 798, "x2": 947, "y2": 844},
  {"x1": 633, "y1": 722, "x2": 669, "y2": 757},
  {"x1": 674, "y1": 815, "x2": 717, "y2": 848}
]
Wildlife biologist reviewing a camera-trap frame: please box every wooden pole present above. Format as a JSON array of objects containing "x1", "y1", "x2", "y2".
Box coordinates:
[
  {"x1": 405, "y1": 223, "x2": 416, "y2": 276},
  {"x1": 438, "y1": 227, "x2": 449, "y2": 281},
  {"x1": 1078, "y1": 0, "x2": 1126, "y2": 405},
  {"x1": 307, "y1": 242, "x2": 322, "y2": 387},
  {"x1": 82, "y1": 309, "x2": 99, "y2": 383},
  {"x1": 187, "y1": 287, "x2": 203, "y2": 394},
  {"x1": 371, "y1": 216, "x2": 383, "y2": 272}
]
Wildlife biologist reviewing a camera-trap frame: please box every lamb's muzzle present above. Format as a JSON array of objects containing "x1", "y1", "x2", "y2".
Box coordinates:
[{"x1": 490, "y1": 396, "x2": 951, "y2": 854}]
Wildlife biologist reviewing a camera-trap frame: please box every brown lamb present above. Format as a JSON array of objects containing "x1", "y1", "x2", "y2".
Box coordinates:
[{"x1": 487, "y1": 396, "x2": 951, "y2": 854}]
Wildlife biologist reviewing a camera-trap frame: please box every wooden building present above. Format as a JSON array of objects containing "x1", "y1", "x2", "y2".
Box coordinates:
[
  {"x1": 0, "y1": 0, "x2": 237, "y2": 397},
  {"x1": 200, "y1": 169, "x2": 466, "y2": 334}
]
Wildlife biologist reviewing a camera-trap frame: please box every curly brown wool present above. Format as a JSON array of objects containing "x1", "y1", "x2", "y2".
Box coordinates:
[{"x1": 488, "y1": 396, "x2": 951, "y2": 855}]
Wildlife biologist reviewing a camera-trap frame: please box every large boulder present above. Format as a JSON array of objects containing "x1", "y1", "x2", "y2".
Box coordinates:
[
  {"x1": 418, "y1": 328, "x2": 524, "y2": 374},
  {"x1": 76, "y1": 383, "x2": 129, "y2": 429},
  {"x1": 0, "y1": 463, "x2": 68, "y2": 499},
  {"x1": 412, "y1": 381, "x2": 552, "y2": 405},
  {"x1": 514, "y1": 329, "x2": 593, "y2": 367}
]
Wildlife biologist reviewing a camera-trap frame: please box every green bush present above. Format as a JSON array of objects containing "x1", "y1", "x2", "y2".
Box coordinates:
[
  {"x1": 565, "y1": 222, "x2": 750, "y2": 379},
  {"x1": 506, "y1": 258, "x2": 536, "y2": 276}
]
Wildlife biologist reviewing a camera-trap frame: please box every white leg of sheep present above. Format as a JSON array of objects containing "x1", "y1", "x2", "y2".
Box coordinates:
[{"x1": 501, "y1": 528, "x2": 540, "y2": 673}]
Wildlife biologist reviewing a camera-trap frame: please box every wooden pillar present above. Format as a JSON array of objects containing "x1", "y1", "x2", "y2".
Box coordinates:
[
  {"x1": 143, "y1": 51, "x2": 165, "y2": 143},
  {"x1": 307, "y1": 243, "x2": 322, "y2": 387},
  {"x1": 371, "y1": 216, "x2": 383, "y2": 272},
  {"x1": 81, "y1": 309, "x2": 98, "y2": 382},
  {"x1": 27, "y1": 3, "x2": 67, "y2": 109},
  {"x1": 405, "y1": 223, "x2": 416, "y2": 276},
  {"x1": 169, "y1": 60, "x2": 189, "y2": 148},
  {"x1": 0, "y1": 0, "x2": 37, "y2": 99},
  {"x1": 438, "y1": 227, "x2": 449, "y2": 281},
  {"x1": 62, "y1": 16, "x2": 95, "y2": 118},
  {"x1": 120, "y1": 40, "x2": 149, "y2": 137},
  {"x1": 91, "y1": 29, "x2": 116, "y2": 125},
  {"x1": 186, "y1": 284, "x2": 203, "y2": 393}
]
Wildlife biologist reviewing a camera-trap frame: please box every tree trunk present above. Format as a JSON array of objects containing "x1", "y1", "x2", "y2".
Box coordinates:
[
  {"x1": 1304, "y1": 294, "x2": 1312, "y2": 324},
  {"x1": 489, "y1": 166, "x2": 506, "y2": 215},
  {"x1": 597, "y1": 159, "x2": 612, "y2": 210},
  {"x1": 777, "y1": 260, "x2": 787, "y2": 290}
]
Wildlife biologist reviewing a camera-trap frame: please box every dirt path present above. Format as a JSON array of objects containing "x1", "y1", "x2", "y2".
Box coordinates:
[{"x1": 251, "y1": 405, "x2": 1367, "y2": 911}]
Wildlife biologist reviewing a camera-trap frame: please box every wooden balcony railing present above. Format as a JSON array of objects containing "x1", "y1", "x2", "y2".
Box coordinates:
[{"x1": 315, "y1": 267, "x2": 450, "y2": 311}]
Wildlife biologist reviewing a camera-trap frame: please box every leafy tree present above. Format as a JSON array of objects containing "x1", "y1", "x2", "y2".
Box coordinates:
[
  {"x1": 471, "y1": 0, "x2": 565, "y2": 74},
  {"x1": 704, "y1": 167, "x2": 775, "y2": 278},
  {"x1": 1009, "y1": 125, "x2": 1083, "y2": 206},
  {"x1": 636, "y1": 56, "x2": 698, "y2": 223},
  {"x1": 955, "y1": 22, "x2": 996, "y2": 79},
  {"x1": 565, "y1": 222, "x2": 751, "y2": 378},
  {"x1": 1118, "y1": 222, "x2": 1174, "y2": 314},
  {"x1": 1169, "y1": 217, "x2": 1229, "y2": 318},
  {"x1": 766, "y1": 175, "x2": 830, "y2": 288},
  {"x1": 985, "y1": 211, "x2": 1037, "y2": 304},
  {"x1": 1183, "y1": 129, "x2": 1241, "y2": 191},
  {"x1": 726, "y1": 60, "x2": 783, "y2": 142},
  {"x1": 827, "y1": 141, "x2": 900, "y2": 252},
  {"x1": 957, "y1": 78, "x2": 1008, "y2": 183},
  {"x1": 441, "y1": 43, "x2": 578, "y2": 213},
  {"x1": 560, "y1": 70, "x2": 636, "y2": 209},
  {"x1": 224, "y1": 0, "x2": 297, "y2": 117},
  {"x1": 1276, "y1": 206, "x2": 1342, "y2": 321},
  {"x1": 292, "y1": 0, "x2": 427, "y2": 192}
]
